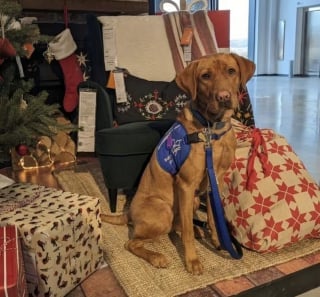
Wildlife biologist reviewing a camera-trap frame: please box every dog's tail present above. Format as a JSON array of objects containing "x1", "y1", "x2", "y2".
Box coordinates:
[{"x1": 101, "y1": 212, "x2": 129, "y2": 225}]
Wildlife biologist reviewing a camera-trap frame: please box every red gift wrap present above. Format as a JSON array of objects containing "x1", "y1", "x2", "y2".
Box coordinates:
[{"x1": 0, "y1": 225, "x2": 27, "y2": 297}]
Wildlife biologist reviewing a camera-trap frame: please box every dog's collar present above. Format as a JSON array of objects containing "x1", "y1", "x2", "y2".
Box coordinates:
[
  {"x1": 190, "y1": 105, "x2": 228, "y2": 130},
  {"x1": 185, "y1": 121, "x2": 232, "y2": 144},
  {"x1": 190, "y1": 107, "x2": 215, "y2": 127}
]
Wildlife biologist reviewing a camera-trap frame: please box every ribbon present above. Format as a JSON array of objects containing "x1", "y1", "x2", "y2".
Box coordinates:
[
  {"x1": 64, "y1": 0, "x2": 69, "y2": 28},
  {"x1": 246, "y1": 128, "x2": 271, "y2": 190}
]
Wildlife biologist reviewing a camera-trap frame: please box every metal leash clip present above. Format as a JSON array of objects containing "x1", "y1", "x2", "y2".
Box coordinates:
[{"x1": 203, "y1": 127, "x2": 212, "y2": 148}]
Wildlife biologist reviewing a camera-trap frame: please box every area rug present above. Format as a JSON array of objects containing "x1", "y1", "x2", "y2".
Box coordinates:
[{"x1": 54, "y1": 161, "x2": 320, "y2": 297}]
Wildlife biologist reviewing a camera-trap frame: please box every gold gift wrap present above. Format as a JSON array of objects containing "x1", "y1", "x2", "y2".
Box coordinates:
[{"x1": 0, "y1": 183, "x2": 104, "y2": 297}]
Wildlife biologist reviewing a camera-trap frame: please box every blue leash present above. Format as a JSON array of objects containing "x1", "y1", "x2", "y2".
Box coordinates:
[{"x1": 205, "y1": 143, "x2": 243, "y2": 259}]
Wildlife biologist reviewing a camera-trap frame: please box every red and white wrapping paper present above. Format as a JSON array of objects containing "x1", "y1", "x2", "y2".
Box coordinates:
[{"x1": 0, "y1": 225, "x2": 27, "y2": 297}]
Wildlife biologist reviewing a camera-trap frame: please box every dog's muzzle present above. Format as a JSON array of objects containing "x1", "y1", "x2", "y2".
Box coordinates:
[
  {"x1": 215, "y1": 91, "x2": 234, "y2": 110},
  {"x1": 216, "y1": 90, "x2": 231, "y2": 103}
]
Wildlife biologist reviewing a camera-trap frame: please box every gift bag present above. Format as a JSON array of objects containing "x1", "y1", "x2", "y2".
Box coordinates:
[{"x1": 223, "y1": 120, "x2": 320, "y2": 252}]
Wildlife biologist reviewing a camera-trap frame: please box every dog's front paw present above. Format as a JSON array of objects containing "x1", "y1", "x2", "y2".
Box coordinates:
[
  {"x1": 186, "y1": 258, "x2": 203, "y2": 275},
  {"x1": 149, "y1": 253, "x2": 170, "y2": 268}
]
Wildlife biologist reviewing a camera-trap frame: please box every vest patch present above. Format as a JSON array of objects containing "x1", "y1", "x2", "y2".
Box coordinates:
[{"x1": 156, "y1": 122, "x2": 191, "y2": 175}]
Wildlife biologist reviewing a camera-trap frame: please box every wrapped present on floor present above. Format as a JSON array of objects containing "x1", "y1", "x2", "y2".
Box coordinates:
[
  {"x1": 0, "y1": 183, "x2": 104, "y2": 297},
  {"x1": 0, "y1": 225, "x2": 27, "y2": 297}
]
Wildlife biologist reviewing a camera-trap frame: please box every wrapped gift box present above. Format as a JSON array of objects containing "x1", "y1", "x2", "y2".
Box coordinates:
[
  {"x1": 0, "y1": 225, "x2": 27, "y2": 297},
  {"x1": 0, "y1": 183, "x2": 104, "y2": 297}
]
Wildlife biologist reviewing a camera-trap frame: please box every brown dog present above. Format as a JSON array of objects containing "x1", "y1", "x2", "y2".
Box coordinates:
[{"x1": 102, "y1": 53, "x2": 255, "y2": 274}]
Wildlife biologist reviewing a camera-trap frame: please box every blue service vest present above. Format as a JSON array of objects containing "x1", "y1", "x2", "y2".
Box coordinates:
[{"x1": 156, "y1": 122, "x2": 191, "y2": 175}]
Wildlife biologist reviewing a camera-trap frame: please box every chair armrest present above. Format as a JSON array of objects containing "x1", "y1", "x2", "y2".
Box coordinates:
[{"x1": 78, "y1": 80, "x2": 114, "y2": 130}]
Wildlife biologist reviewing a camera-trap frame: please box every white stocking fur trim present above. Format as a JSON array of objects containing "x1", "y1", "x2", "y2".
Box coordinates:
[{"x1": 49, "y1": 28, "x2": 77, "y2": 60}]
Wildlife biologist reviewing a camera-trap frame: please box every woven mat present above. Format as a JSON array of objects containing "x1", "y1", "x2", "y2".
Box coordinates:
[{"x1": 54, "y1": 161, "x2": 320, "y2": 297}]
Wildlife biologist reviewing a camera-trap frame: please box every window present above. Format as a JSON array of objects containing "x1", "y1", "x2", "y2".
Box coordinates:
[
  {"x1": 152, "y1": 0, "x2": 213, "y2": 13},
  {"x1": 218, "y1": 0, "x2": 250, "y2": 57}
]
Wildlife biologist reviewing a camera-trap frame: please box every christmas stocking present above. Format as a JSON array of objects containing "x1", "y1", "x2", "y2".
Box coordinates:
[{"x1": 48, "y1": 28, "x2": 83, "y2": 112}]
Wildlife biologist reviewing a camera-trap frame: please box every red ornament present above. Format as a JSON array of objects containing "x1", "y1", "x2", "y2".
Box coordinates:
[{"x1": 15, "y1": 144, "x2": 29, "y2": 156}]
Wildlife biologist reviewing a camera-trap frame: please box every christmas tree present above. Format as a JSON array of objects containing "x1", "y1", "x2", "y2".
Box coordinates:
[{"x1": 0, "y1": 0, "x2": 76, "y2": 162}]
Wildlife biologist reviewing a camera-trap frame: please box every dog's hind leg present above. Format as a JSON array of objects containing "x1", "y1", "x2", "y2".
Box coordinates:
[{"x1": 126, "y1": 198, "x2": 173, "y2": 268}]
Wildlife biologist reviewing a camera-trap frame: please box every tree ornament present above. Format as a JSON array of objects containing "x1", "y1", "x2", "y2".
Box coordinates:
[
  {"x1": 0, "y1": 37, "x2": 16, "y2": 83},
  {"x1": 23, "y1": 42, "x2": 34, "y2": 58},
  {"x1": 0, "y1": 37, "x2": 16, "y2": 62},
  {"x1": 43, "y1": 47, "x2": 54, "y2": 64},
  {"x1": 15, "y1": 144, "x2": 29, "y2": 156},
  {"x1": 7, "y1": 18, "x2": 21, "y2": 31}
]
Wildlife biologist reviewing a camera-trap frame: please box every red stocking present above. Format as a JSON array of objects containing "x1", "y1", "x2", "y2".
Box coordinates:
[
  {"x1": 48, "y1": 29, "x2": 83, "y2": 112},
  {"x1": 58, "y1": 54, "x2": 84, "y2": 112}
]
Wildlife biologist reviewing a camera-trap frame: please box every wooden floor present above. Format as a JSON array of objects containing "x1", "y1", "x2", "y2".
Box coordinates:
[{"x1": 1, "y1": 76, "x2": 320, "y2": 297}]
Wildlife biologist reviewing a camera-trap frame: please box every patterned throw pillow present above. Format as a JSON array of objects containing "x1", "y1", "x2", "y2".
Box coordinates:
[
  {"x1": 222, "y1": 121, "x2": 320, "y2": 252},
  {"x1": 112, "y1": 73, "x2": 256, "y2": 127},
  {"x1": 113, "y1": 73, "x2": 190, "y2": 125}
]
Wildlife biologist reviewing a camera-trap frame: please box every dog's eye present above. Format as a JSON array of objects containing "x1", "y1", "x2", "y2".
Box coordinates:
[
  {"x1": 228, "y1": 68, "x2": 236, "y2": 75},
  {"x1": 201, "y1": 73, "x2": 211, "y2": 80}
]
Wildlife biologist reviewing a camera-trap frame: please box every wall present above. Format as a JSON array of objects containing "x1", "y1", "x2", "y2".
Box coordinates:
[
  {"x1": 19, "y1": 0, "x2": 148, "y2": 15},
  {"x1": 254, "y1": 0, "x2": 279, "y2": 74},
  {"x1": 276, "y1": 0, "x2": 296, "y2": 75},
  {"x1": 254, "y1": 0, "x2": 320, "y2": 75}
]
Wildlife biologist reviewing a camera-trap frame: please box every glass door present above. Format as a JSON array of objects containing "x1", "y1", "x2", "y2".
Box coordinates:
[{"x1": 303, "y1": 7, "x2": 320, "y2": 76}]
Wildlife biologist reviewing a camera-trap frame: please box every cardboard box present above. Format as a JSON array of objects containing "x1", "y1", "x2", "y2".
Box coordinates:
[
  {"x1": 0, "y1": 225, "x2": 27, "y2": 297},
  {"x1": 0, "y1": 183, "x2": 104, "y2": 297}
]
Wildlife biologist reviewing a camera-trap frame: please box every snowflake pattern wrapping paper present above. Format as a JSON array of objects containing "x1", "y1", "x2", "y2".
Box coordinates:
[{"x1": 223, "y1": 121, "x2": 320, "y2": 252}]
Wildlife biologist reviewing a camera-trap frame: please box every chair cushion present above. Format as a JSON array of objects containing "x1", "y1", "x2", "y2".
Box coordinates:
[
  {"x1": 95, "y1": 120, "x2": 175, "y2": 155},
  {"x1": 113, "y1": 73, "x2": 189, "y2": 125}
]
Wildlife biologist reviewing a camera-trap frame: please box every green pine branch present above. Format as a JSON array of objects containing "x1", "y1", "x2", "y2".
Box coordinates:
[
  {"x1": 0, "y1": 92, "x2": 77, "y2": 153},
  {"x1": 0, "y1": 0, "x2": 21, "y2": 18},
  {"x1": 0, "y1": 0, "x2": 78, "y2": 156}
]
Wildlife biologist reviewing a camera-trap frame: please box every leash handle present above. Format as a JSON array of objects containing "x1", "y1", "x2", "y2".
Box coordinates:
[{"x1": 206, "y1": 146, "x2": 243, "y2": 259}]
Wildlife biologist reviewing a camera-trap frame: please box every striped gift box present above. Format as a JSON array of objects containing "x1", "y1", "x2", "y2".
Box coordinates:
[{"x1": 0, "y1": 225, "x2": 27, "y2": 297}]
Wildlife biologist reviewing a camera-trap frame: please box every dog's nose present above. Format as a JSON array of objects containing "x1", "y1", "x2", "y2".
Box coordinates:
[{"x1": 216, "y1": 91, "x2": 231, "y2": 102}]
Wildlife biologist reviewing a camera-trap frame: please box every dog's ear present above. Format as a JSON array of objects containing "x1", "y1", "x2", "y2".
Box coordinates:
[
  {"x1": 175, "y1": 61, "x2": 199, "y2": 100},
  {"x1": 230, "y1": 53, "x2": 256, "y2": 87}
]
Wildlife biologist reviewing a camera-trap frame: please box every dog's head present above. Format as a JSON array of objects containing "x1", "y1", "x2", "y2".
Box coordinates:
[{"x1": 176, "y1": 53, "x2": 256, "y2": 122}]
